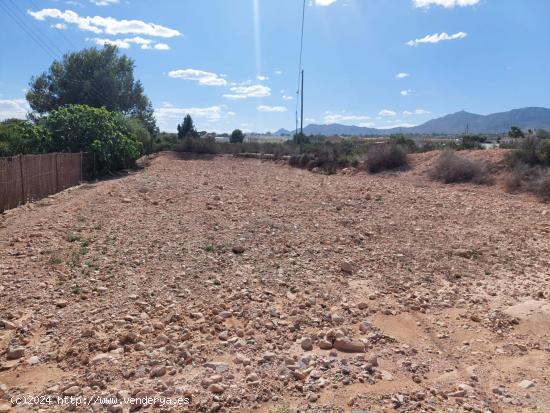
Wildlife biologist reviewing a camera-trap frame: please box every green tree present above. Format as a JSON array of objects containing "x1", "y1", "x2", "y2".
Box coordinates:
[
  {"x1": 509, "y1": 126, "x2": 525, "y2": 139},
  {"x1": 26, "y1": 45, "x2": 158, "y2": 135},
  {"x1": 230, "y1": 129, "x2": 245, "y2": 143},
  {"x1": 125, "y1": 117, "x2": 152, "y2": 154},
  {"x1": 461, "y1": 134, "x2": 487, "y2": 150},
  {"x1": 43, "y1": 104, "x2": 142, "y2": 173},
  {"x1": 177, "y1": 114, "x2": 198, "y2": 140},
  {"x1": 0, "y1": 119, "x2": 46, "y2": 156}
]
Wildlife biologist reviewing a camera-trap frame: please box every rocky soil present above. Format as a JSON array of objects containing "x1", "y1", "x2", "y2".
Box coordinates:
[{"x1": 0, "y1": 151, "x2": 549, "y2": 413}]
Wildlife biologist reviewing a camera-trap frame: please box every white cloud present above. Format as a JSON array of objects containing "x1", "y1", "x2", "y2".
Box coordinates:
[
  {"x1": 0, "y1": 99, "x2": 29, "y2": 121},
  {"x1": 324, "y1": 113, "x2": 371, "y2": 123},
  {"x1": 413, "y1": 0, "x2": 480, "y2": 8},
  {"x1": 379, "y1": 109, "x2": 397, "y2": 117},
  {"x1": 168, "y1": 69, "x2": 227, "y2": 86},
  {"x1": 155, "y1": 106, "x2": 224, "y2": 121},
  {"x1": 90, "y1": 0, "x2": 119, "y2": 6},
  {"x1": 258, "y1": 105, "x2": 287, "y2": 113},
  {"x1": 281, "y1": 90, "x2": 294, "y2": 100},
  {"x1": 275, "y1": 70, "x2": 283, "y2": 75},
  {"x1": 407, "y1": 31, "x2": 467, "y2": 46},
  {"x1": 155, "y1": 106, "x2": 235, "y2": 131},
  {"x1": 90, "y1": 37, "x2": 131, "y2": 48},
  {"x1": 403, "y1": 109, "x2": 431, "y2": 115},
  {"x1": 256, "y1": 75, "x2": 269, "y2": 81},
  {"x1": 28, "y1": 9, "x2": 181, "y2": 38},
  {"x1": 378, "y1": 123, "x2": 418, "y2": 129},
  {"x1": 358, "y1": 122, "x2": 376, "y2": 128},
  {"x1": 222, "y1": 94, "x2": 248, "y2": 100},
  {"x1": 400, "y1": 89, "x2": 412, "y2": 96},
  {"x1": 52, "y1": 23, "x2": 67, "y2": 30},
  {"x1": 223, "y1": 84, "x2": 271, "y2": 99},
  {"x1": 396, "y1": 72, "x2": 410, "y2": 79},
  {"x1": 89, "y1": 36, "x2": 170, "y2": 51},
  {"x1": 315, "y1": 0, "x2": 337, "y2": 5}
]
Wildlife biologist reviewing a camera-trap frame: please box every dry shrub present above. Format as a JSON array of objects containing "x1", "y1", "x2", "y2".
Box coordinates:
[
  {"x1": 503, "y1": 170, "x2": 523, "y2": 193},
  {"x1": 430, "y1": 150, "x2": 493, "y2": 185},
  {"x1": 365, "y1": 144, "x2": 408, "y2": 174},
  {"x1": 504, "y1": 137, "x2": 550, "y2": 167},
  {"x1": 503, "y1": 163, "x2": 550, "y2": 201},
  {"x1": 530, "y1": 172, "x2": 550, "y2": 201},
  {"x1": 503, "y1": 163, "x2": 537, "y2": 193}
]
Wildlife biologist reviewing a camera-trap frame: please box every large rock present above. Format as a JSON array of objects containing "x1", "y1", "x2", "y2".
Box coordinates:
[
  {"x1": 518, "y1": 380, "x2": 535, "y2": 389},
  {"x1": 333, "y1": 339, "x2": 365, "y2": 353},
  {"x1": 340, "y1": 262, "x2": 354, "y2": 274},
  {"x1": 208, "y1": 383, "x2": 224, "y2": 394},
  {"x1": 6, "y1": 347, "x2": 24, "y2": 360},
  {"x1": 300, "y1": 337, "x2": 313, "y2": 351}
]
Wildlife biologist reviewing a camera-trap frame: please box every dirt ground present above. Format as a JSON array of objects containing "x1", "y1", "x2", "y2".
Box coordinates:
[{"x1": 0, "y1": 150, "x2": 549, "y2": 413}]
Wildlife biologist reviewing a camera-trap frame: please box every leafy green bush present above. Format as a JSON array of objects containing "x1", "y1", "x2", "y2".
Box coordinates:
[
  {"x1": 430, "y1": 150, "x2": 493, "y2": 185},
  {"x1": 0, "y1": 119, "x2": 46, "y2": 157},
  {"x1": 389, "y1": 134, "x2": 417, "y2": 152},
  {"x1": 44, "y1": 104, "x2": 142, "y2": 173},
  {"x1": 125, "y1": 117, "x2": 152, "y2": 154},
  {"x1": 365, "y1": 143, "x2": 408, "y2": 173}
]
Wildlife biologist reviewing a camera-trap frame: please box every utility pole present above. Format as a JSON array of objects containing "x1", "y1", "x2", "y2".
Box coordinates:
[{"x1": 300, "y1": 70, "x2": 304, "y2": 136}]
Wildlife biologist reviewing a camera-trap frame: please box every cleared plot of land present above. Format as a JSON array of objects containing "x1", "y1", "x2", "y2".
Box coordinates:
[{"x1": 0, "y1": 151, "x2": 549, "y2": 413}]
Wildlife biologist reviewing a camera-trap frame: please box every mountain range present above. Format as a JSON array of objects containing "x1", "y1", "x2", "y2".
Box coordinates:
[{"x1": 280, "y1": 107, "x2": 550, "y2": 136}]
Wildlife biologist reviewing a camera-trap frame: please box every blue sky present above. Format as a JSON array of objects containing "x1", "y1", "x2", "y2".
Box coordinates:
[{"x1": 1, "y1": 0, "x2": 549, "y2": 133}]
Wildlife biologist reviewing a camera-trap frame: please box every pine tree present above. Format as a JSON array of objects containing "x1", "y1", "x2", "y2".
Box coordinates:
[{"x1": 177, "y1": 114, "x2": 198, "y2": 140}]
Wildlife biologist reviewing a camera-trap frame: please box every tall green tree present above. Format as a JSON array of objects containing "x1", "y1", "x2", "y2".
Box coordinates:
[
  {"x1": 509, "y1": 126, "x2": 525, "y2": 139},
  {"x1": 177, "y1": 114, "x2": 198, "y2": 139},
  {"x1": 26, "y1": 45, "x2": 158, "y2": 135},
  {"x1": 230, "y1": 129, "x2": 245, "y2": 143}
]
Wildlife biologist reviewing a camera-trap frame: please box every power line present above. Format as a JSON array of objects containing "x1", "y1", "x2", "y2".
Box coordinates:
[
  {"x1": 295, "y1": 0, "x2": 306, "y2": 137},
  {"x1": 0, "y1": 1, "x2": 59, "y2": 59},
  {"x1": 26, "y1": 0, "x2": 80, "y2": 52},
  {"x1": 1, "y1": 0, "x2": 116, "y2": 109}
]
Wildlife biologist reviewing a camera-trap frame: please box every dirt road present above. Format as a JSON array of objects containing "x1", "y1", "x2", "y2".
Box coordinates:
[{"x1": 1, "y1": 152, "x2": 548, "y2": 412}]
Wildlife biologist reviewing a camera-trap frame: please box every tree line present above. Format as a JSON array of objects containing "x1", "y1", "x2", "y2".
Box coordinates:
[
  {"x1": 0, "y1": 44, "x2": 250, "y2": 173},
  {"x1": 0, "y1": 46, "x2": 157, "y2": 173}
]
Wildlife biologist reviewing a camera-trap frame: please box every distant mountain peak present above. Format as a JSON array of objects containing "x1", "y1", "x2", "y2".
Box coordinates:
[
  {"x1": 274, "y1": 128, "x2": 291, "y2": 136},
  {"x1": 295, "y1": 107, "x2": 550, "y2": 136}
]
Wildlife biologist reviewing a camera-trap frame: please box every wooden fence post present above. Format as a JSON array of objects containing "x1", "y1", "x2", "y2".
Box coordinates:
[
  {"x1": 18, "y1": 155, "x2": 25, "y2": 205},
  {"x1": 54, "y1": 153, "x2": 59, "y2": 192}
]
